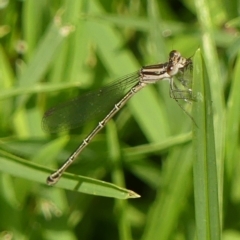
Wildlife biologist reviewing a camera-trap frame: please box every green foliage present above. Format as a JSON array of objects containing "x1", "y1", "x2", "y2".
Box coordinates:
[{"x1": 0, "y1": 0, "x2": 239, "y2": 239}]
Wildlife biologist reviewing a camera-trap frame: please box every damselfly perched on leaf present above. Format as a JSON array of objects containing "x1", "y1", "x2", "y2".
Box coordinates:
[{"x1": 43, "y1": 50, "x2": 193, "y2": 185}]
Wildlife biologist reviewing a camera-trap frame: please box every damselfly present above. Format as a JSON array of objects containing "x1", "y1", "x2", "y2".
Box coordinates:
[{"x1": 43, "y1": 50, "x2": 193, "y2": 185}]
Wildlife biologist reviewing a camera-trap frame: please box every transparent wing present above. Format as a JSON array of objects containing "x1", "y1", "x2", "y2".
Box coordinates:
[
  {"x1": 42, "y1": 71, "x2": 140, "y2": 133},
  {"x1": 169, "y1": 59, "x2": 197, "y2": 125},
  {"x1": 170, "y1": 60, "x2": 193, "y2": 100}
]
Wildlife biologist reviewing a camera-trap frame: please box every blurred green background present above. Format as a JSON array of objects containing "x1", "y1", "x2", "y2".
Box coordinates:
[{"x1": 0, "y1": 0, "x2": 240, "y2": 239}]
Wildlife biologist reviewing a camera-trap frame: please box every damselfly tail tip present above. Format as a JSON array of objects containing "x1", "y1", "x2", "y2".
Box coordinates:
[{"x1": 46, "y1": 174, "x2": 60, "y2": 186}]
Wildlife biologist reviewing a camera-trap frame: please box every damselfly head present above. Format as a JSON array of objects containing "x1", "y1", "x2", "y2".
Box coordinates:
[
  {"x1": 167, "y1": 50, "x2": 192, "y2": 77},
  {"x1": 167, "y1": 50, "x2": 183, "y2": 76}
]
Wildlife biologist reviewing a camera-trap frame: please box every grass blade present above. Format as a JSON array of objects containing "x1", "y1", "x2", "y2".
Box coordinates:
[
  {"x1": 192, "y1": 49, "x2": 221, "y2": 240},
  {"x1": 0, "y1": 149, "x2": 139, "y2": 199}
]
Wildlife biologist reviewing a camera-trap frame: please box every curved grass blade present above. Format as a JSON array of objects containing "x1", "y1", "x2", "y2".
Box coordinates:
[{"x1": 0, "y1": 149, "x2": 140, "y2": 199}]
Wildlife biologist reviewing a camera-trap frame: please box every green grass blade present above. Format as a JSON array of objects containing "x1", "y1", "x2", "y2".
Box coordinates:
[
  {"x1": 225, "y1": 52, "x2": 240, "y2": 179},
  {"x1": 0, "y1": 149, "x2": 139, "y2": 199},
  {"x1": 192, "y1": 49, "x2": 221, "y2": 240},
  {"x1": 107, "y1": 121, "x2": 133, "y2": 240},
  {"x1": 142, "y1": 145, "x2": 193, "y2": 240},
  {"x1": 194, "y1": 0, "x2": 225, "y2": 213},
  {"x1": 17, "y1": 22, "x2": 74, "y2": 106},
  {"x1": 0, "y1": 81, "x2": 82, "y2": 100}
]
